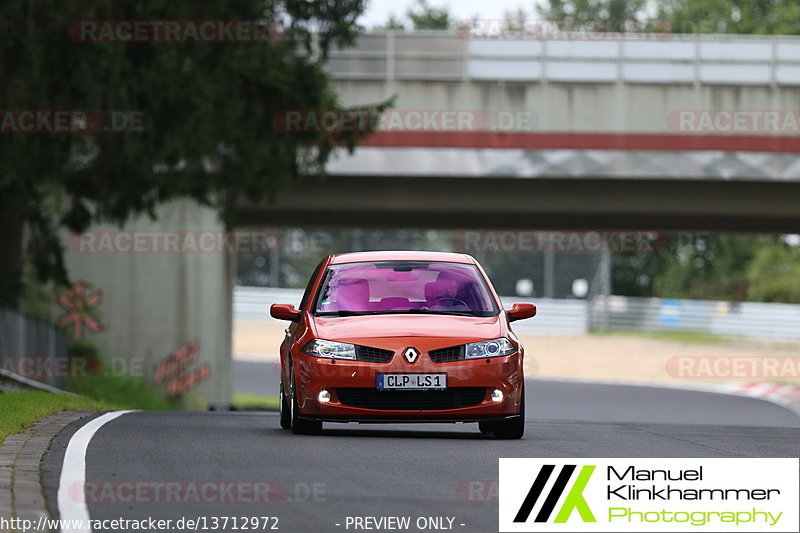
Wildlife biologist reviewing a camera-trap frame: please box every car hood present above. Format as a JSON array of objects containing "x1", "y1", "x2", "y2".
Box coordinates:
[{"x1": 311, "y1": 313, "x2": 504, "y2": 347}]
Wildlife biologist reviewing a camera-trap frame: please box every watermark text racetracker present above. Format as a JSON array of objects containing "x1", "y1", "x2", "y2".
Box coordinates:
[
  {"x1": 668, "y1": 110, "x2": 800, "y2": 133},
  {"x1": 68, "y1": 480, "x2": 325, "y2": 504},
  {"x1": 273, "y1": 109, "x2": 538, "y2": 133},
  {"x1": 0, "y1": 356, "x2": 144, "y2": 379},
  {"x1": 667, "y1": 356, "x2": 800, "y2": 379},
  {"x1": 458, "y1": 18, "x2": 672, "y2": 41},
  {"x1": 68, "y1": 230, "x2": 283, "y2": 254},
  {"x1": 0, "y1": 110, "x2": 147, "y2": 133},
  {"x1": 69, "y1": 20, "x2": 284, "y2": 43},
  {"x1": 458, "y1": 480, "x2": 499, "y2": 502},
  {"x1": 459, "y1": 19, "x2": 758, "y2": 41},
  {"x1": 454, "y1": 231, "x2": 668, "y2": 254}
]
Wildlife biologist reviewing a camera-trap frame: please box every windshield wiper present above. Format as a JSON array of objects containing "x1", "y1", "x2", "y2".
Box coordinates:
[
  {"x1": 315, "y1": 310, "x2": 371, "y2": 317},
  {"x1": 404, "y1": 308, "x2": 477, "y2": 317}
]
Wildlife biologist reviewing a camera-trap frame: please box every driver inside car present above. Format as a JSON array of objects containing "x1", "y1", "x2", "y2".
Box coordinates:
[{"x1": 424, "y1": 276, "x2": 468, "y2": 311}]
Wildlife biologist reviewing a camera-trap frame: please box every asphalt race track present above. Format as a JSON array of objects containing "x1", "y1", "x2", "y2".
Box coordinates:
[
  {"x1": 234, "y1": 360, "x2": 800, "y2": 427},
  {"x1": 41, "y1": 363, "x2": 800, "y2": 533}
]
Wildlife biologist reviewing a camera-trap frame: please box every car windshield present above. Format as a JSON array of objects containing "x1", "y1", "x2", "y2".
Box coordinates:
[{"x1": 314, "y1": 261, "x2": 498, "y2": 317}]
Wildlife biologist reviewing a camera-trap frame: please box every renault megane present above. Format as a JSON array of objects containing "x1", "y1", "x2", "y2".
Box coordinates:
[{"x1": 270, "y1": 251, "x2": 536, "y2": 439}]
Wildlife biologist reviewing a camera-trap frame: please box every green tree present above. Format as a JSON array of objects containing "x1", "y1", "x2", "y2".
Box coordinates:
[
  {"x1": 407, "y1": 0, "x2": 454, "y2": 30},
  {"x1": 652, "y1": 234, "x2": 774, "y2": 301},
  {"x1": 504, "y1": 7, "x2": 530, "y2": 33},
  {"x1": 612, "y1": 233, "x2": 673, "y2": 297},
  {"x1": 536, "y1": 0, "x2": 648, "y2": 31},
  {"x1": 376, "y1": 13, "x2": 406, "y2": 31},
  {"x1": 746, "y1": 242, "x2": 800, "y2": 303},
  {"x1": 657, "y1": 0, "x2": 800, "y2": 35},
  {"x1": 0, "y1": 0, "x2": 387, "y2": 308}
]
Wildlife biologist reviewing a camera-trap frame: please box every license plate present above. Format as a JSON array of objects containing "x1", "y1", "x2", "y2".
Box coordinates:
[{"x1": 377, "y1": 373, "x2": 447, "y2": 390}]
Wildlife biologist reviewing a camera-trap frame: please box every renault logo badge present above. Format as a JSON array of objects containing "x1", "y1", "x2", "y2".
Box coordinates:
[{"x1": 403, "y1": 347, "x2": 420, "y2": 363}]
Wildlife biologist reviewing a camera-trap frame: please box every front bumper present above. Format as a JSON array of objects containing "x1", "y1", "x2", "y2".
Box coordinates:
[{"x1": 293, "y1": 354, "x2": 523, "y2": 421}]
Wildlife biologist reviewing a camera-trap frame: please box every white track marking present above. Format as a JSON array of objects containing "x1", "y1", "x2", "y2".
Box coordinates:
[{"x1": 57, "y1": 411, "x2": 136, "y2": 533}]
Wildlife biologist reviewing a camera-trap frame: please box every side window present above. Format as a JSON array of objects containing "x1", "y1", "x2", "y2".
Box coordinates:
[{"x1": 299, "y1": 260, "x2": 325, "y2": 311}]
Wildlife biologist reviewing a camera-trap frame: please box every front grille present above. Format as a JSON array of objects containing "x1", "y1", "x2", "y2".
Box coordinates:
[
  {"x1": 336, "y1": 388, "x2": 486, "y2": 410},
  {"x1": 428, "y1": 345, "x2": 465, "y2": 363},
  {"x1": 355, "y1": 345, "x2": 394, "y2": 363}
]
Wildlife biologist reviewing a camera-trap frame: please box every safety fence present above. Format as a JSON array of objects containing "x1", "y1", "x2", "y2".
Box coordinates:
[
  {"x1": 328, "y1": 31, "x2": 800, "y2": 87},
  {"x1": 0, "y1": 307, "x2": 69, "y2": 391},
  {"x1": 235, "y1": 286, "x2": 799, "y2": 341},
  {"x1": 234, "y1": 286, "x2": 588, "y2": 335},
  {"x1": 589, "y1": 296, "x2": 800, "y2": 341}
]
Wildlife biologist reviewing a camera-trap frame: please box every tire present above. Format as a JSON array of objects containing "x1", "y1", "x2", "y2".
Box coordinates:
[
  {"x1": 490, "y1": 388, "x2": 525, "y2": 440},
  {"x1": 478, "y1": 421, "x2": 494, "y2": 434},
  {"x1": 290, "y1": 374, "x2": 322, "y2": 435},
  {"x1": 279, "y1": 382, "x2": 291, "y2": 429}
]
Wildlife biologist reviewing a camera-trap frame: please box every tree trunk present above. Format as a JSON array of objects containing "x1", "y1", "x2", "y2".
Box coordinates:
[{"x1": 0, "y1": 212, "x2": 24, "y2": 309}]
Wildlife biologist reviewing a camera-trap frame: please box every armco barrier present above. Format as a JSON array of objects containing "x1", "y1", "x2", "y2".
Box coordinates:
[
  {"x1": 233, "y1": 286, "x2": 587, "y2": 335},
  {"x1": 589, "y1": 296, "x2": 800, "y2": 341},
  {"x1": 236, "y1": 286, "x2": 800, "y2": 341},
  {"x1": 0, "y1": 307, "x2": 68, "y2": 390}
]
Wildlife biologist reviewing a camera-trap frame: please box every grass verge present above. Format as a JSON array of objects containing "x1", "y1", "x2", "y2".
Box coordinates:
[
  {"x1": 0, "y1": 391, "x2": 116, "y2": 443},
  {"x1": 233, "y1": 393, "x2": 280, "y2": 411},
  {"x1": 68, "y1": 374, "x2": 175, "y2": 411}
]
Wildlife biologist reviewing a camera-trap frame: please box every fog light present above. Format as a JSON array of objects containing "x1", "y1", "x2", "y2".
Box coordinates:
[
  {"x1": 318, "y1": 390, "x2": 331, "y2": 403},
  {"x1": 491, "y1": 389, "x2": 504, "y2": 402}
]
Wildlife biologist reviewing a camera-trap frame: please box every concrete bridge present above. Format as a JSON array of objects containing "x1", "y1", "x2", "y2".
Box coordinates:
[
  {"x1": 242, "y1": 31, "x2": 800, "y2": 233},
  {"x1": 64, "y1": 31, "x2": 800, "y2": 408}
]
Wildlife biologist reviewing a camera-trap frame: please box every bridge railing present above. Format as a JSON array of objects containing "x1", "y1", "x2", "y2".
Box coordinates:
[{"x1": 328, "y1": 31, "x2": 800, "y2": 86}]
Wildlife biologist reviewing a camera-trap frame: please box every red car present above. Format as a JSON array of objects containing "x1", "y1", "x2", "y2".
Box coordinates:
[{"x1": 270, "y1": 251, "x2": 536, "y2": 439}]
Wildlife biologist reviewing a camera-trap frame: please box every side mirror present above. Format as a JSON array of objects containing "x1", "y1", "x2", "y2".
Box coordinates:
[
  {"x1": 507, "y1": 303, "x2": 536, "y2": 322},
  {"x1": 270, "y1": 303, "x2": 301, "y2": 322}
]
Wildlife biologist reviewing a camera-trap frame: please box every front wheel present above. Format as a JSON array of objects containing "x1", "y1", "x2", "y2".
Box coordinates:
[
  {"x1": 290, "y1": 375, "x2": 322, "y2": 435},
  {"x1": 486, "y1": 388, "x2": 525, "y2": 440},
  {"x1": 279, "y1": 382, "x2": 291, "y2": 429}
]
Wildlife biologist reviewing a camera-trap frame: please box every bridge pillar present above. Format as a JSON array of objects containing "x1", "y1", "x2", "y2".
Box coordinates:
[{"x1": 62, "y1": 199, "x2": 233, "y2": 408}]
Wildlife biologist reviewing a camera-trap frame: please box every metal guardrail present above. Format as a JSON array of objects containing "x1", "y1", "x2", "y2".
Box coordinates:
[
  {"x1": 328, "y1": 31, "x2": 800, "y2": 86},
  {"x1": 234, "y1": 286, "x2": 304, "y2": 319},
  {"x1": 503, "y1": 296, "x2": 588, "y2": 335},
  {"x1": 589, "y1": 296, "x2": 800, "y2": 341},
  {"x1": 233, "y1": 286, "x2": 587, "y2": 335},
  {"x1": 0, "y1": 368, "x2": 77, "y2": 394},
  {"x1": 0, "y1": 307, "x2": 69, "y2": 391},
  {"x1": 236, "y1": 286, "x2": 800, "y2": 341}
]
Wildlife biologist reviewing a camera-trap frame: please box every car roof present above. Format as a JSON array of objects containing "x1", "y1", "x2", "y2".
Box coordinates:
[{"x1": 328, "y1": 251, "x2": 475, "y2": 265}]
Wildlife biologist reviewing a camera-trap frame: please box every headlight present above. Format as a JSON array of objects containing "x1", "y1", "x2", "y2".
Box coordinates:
[
  {"x1": 302, "y1": 339, "x2": 357, "y2": 360},
  {"x1": 465, "y1": 338, "x2": 516, "y2": 359}
]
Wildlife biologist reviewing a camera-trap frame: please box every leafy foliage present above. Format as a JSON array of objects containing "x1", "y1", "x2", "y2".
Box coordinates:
[
  {"x1": 375, "y1": 14, "x2": 407, "y2": 31},
  {"x1": 657, "y1": 0, "x2": 800, "y2": 34},
  {"x1": 0, "y1": 0, "x2": 385, "y2": 307},
  {"x1": 746, "y1": 242, "x2": 800, "y2": 302},
  {"x1": 614, "y1": 233, "x2": 800, "y2": 303},
  {"x1": 376, "y1": 0, "x2": 454, "y2": 31},
  {"x1": 651, "y1": 234, "x2": 768, "y2": 301},
  {"x1": 536, "y1": 0, "x2": 649, "y2": 28},
  {"x1": 407, "y1": 0, "x2": 454, "y2": 30},
  {"x1": 535, "y1": 0, "x2": 800, "y2": 34}
]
